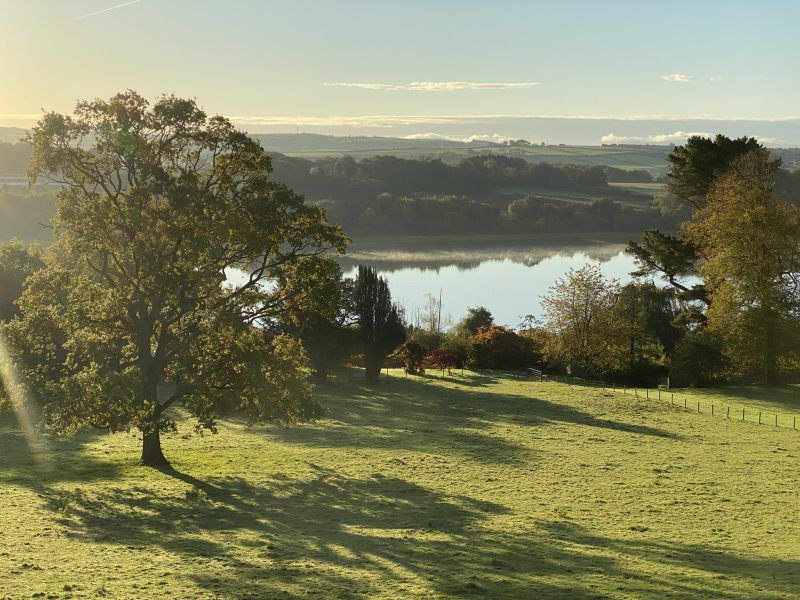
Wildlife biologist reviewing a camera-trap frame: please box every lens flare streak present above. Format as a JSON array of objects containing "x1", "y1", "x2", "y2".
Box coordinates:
[{"x1": 0, "y1": 329, "x2": 51, "y2": 469}]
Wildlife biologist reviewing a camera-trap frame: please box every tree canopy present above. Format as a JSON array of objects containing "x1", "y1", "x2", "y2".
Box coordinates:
[
  {"x1": 681, "y1": 149, "x2": 800, "y2": 382},
  {"x1": 4, "y1": 91, "x2": 349, "y2": 466},
  {"x1": 666, "y1": 134, "x2": 770, "y2": 208}
]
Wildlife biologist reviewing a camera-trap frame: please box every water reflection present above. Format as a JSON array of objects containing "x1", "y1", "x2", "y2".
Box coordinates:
[
  {"x1": 338, "y1": 246, "x2": 637, "y2": 328},
  {"x1": 337, "y1": 244, "x2": 627, "y2": 273}
]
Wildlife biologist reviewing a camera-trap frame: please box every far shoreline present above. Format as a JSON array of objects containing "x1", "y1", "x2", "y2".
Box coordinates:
[{"x1": 345, "y1": 231, "x2": 652, "y2": 254}]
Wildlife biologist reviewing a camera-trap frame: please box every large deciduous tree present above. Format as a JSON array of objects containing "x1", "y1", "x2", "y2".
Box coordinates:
[
  {"x1": 4, "y1": 91, "x2": 348, "y2": 466},
  {"x1": 354, "y1": 265, "x2": 405, "y2": 383},
  {"x1": 681, "y1": 149, "x2": 800, "y2": 382}
]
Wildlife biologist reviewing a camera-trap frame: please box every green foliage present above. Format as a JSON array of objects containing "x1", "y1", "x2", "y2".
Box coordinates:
[
  {"x1": 354, "y1": 266, "x2": 406, "y2": 383},
  {"x1": 6, "y1": 91, "x2": 347, "y2": 466},
  {"x1": 603, "y1": 167, "x2": 654, "y2": 183},
  {"x1": 541, "y1": 265, "x2": 625, "y2": 377},
  {"x1": 587, "y1": 196, "x2": 621, "y2": 218},
  {"x1": 625, "y1": 229, "x2": 697, "y2": 292},
  {"x1": 666, "y1": 134, "x2": 768, "y2": 208},
  {"x1": 455, "y1": 306, "x2": 494, "y2": 337},
  {"x1": 507, "y1": 196, "x2": 560, "y2": 222},
  {"x1": 283, "y1": 268, "x2": 359, "y2": 384},
  {"x1": 466, "y1": 325, "x2": 537, "y2": 369},
  {"x1": 682, "y1": 149, "x2": 800, "y2": 382},
  {"x1": 669, "y1": 330, "x2": 727, "y2": 387}
]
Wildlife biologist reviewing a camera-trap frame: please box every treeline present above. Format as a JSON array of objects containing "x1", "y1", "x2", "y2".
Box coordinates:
[
  {"x1": 271, "y1": 154, "x2": 610, "y2": 201},
  {"x1": 268, "y1": 154, "x2": 675, "y2": 236},
  {"x1": 0, "y1": 142, "x2": 31, "y2": 173},
  {"x1": 0, "y1": 187, "x2": 57, "y2": 243}
]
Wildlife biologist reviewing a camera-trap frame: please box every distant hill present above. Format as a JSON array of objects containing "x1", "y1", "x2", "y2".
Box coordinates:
[
  {"x1": 251, "y1": 132, "x2": 495, "y2": 153},
  {"x1": 0, "y1": 127, "x2": 27, "y2": 144}
]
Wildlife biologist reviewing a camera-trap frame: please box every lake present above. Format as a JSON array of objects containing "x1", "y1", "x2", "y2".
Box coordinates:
[{"x1": 338, "y1": 242, "x2": 638, "y2": 328}]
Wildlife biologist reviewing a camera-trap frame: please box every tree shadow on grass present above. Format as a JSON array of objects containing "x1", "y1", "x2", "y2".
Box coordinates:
[
  {"x1": 295, "y1": 374, "x2": 677, "y2": 466},
  {"x1": 35, "y1": 465, "x2": 800, "y2": 599},
  {"x1": 0, "y1": 413, "x2": 122, "y2": 484}
]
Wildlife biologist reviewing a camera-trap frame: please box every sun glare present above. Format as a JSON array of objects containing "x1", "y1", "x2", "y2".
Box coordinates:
[{"x1": 0, "y1": 329, "x2": 50, "y2": 470}]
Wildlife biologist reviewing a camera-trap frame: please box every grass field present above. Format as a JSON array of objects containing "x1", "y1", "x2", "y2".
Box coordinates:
[{"x1": 2, "y1": 370, "x2": 800, "y2": 599}]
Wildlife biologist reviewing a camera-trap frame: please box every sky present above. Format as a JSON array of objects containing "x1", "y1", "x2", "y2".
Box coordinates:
[{"x1": 3, "y1": 0, "x2": 800, "y2": 145}]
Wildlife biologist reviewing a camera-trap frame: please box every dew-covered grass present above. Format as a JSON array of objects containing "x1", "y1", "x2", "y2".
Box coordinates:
[{"x1": 1, "y1": 369, "x2": 799, "y2": 599}]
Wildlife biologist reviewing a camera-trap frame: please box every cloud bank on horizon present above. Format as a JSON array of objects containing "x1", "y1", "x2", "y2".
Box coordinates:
[
  {"x1": 324, "y1": 82, "x2": 538, "y2": 91},
  {"x1": 661, "y1": 74, "x2": 695, "y2": 82}
]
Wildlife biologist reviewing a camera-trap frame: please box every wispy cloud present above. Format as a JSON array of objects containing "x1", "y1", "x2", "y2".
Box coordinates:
[
  {"x1": 604, "y1": 132, "x2": 780, "y2": 145},
  {"x1": 402, "y1": 133, "x2": 515, "y2": 144},
  {"x1": 0, "y1": 114, "x2": 41, "y2": 120},
  {"x1": 709, "y1": 76, "x2": 723, "y2": 82},
  {"x1": 603, "y1": 131, "x2": 714, "y2": 144},
  {"x1": 661, "y1": 74, "x2": 695, "y2": 82},
  {"x1": 324, "y1": 81, "x2": 538, "y2": 91},
  {"x1": 60, "y1": 0, "x2": 142, "y2": 24}
]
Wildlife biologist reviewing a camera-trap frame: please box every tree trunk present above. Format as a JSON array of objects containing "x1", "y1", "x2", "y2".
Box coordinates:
[
  {"x1": 365, "y1": 363, "x2": 381, "y2": 384},
  {"x1": 140, "y1": 429, "x2": 170, "y2": 467}
]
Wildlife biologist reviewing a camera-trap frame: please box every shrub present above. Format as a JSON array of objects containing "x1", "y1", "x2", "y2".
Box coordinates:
[{"x1": 467, "y1": 325, "x2": 537, "y2": 370}]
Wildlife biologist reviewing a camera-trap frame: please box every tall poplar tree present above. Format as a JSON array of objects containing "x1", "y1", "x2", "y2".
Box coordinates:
[{"x1": 354, "y1": 266, "x2": 405, "y2": 383}]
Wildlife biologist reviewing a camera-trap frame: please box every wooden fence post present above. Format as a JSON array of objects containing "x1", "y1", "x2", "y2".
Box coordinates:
[
  {"x1": 759, "y1": 411, "x2": 762, "y2": 425},
  {"x1": 712, "y1": 404, "x2": 714, "y2": 416},
  {"x1": 646, "y1": 389, "x2": 649, "y2": 399},
  {"x1": 684, "y1": 398, "x2": 687, "y2": 408},
  {"x1": 742, "y1": 409, "x2": 745, "y2": 421},
  {"x1": 671, "y1": 393, "x2": 674, "y2": 404},
  {"x1": 775, "y1": 414, "x2": 778, "y2": 427},
  {"x1": 697, "y1": 401, "x2": 700, "y2": 413}
]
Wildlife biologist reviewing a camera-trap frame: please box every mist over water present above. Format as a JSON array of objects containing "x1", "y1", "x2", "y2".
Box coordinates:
[{"x1": 339, "y1": 247, "x2": 638, "y2": 328}]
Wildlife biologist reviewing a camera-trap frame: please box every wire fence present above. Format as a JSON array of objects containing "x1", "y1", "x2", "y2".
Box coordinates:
[
  {"x1": 329, "y1": 366, "x2": 800, "y2": 431},
  {"x1": 518, "y1": 370, "x2": 800, "y2": 431}
]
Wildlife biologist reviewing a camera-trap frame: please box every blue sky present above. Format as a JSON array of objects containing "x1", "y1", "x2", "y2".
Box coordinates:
[{"x1": 3, "y1": 1, "x2": 800, "y2": 144}]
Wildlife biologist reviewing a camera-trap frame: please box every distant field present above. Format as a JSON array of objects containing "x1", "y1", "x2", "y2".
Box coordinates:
[
  {"x1": 608, "y1": 182, "x2": 666, "y2": 197},
  {"x1": 2, "y1": 370, "x2": 799, "y2": 599}
]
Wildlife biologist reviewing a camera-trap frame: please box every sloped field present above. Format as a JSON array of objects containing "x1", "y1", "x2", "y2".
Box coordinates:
[{"x1": 1, "y1": 371, "x2": 798, "y2": 599}]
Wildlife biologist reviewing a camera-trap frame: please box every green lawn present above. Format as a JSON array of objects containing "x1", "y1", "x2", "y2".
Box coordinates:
[{"x1": 1, "y1": 370, "x2": 799, "y2": 599}]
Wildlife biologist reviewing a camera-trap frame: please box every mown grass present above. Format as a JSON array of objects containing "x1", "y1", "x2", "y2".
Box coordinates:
[{"x1": 1, "y1": 369, "x2": 799, "y2": 599}]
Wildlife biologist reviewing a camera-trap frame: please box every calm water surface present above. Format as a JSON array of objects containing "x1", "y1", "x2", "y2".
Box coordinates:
[{"x1": 339, "y1": 245, "x2": 638, "y2": 327}]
